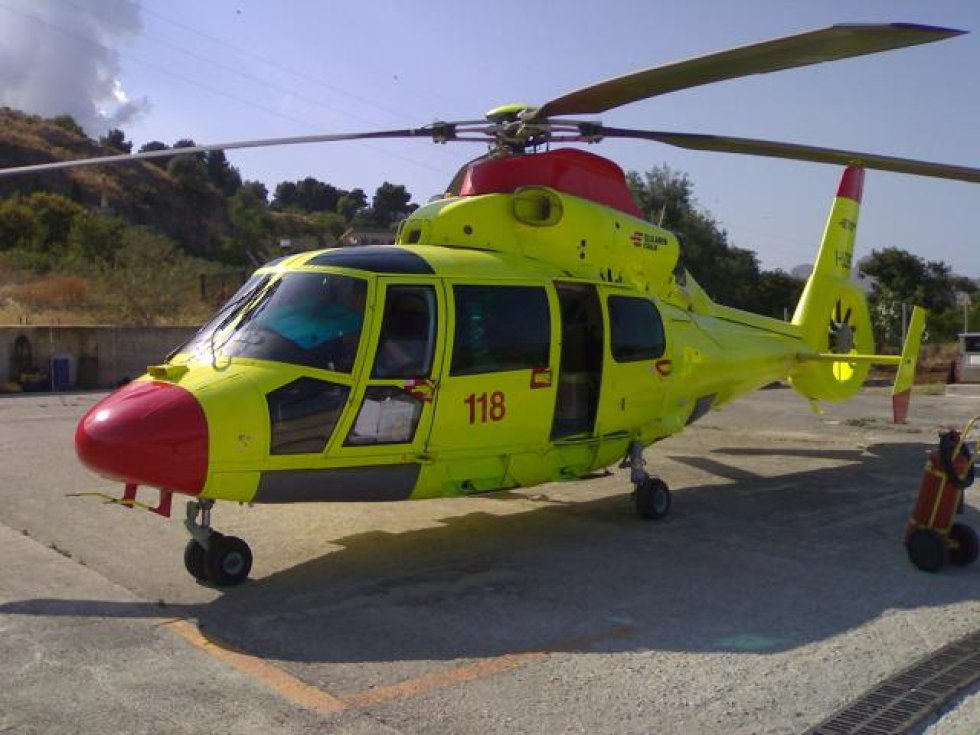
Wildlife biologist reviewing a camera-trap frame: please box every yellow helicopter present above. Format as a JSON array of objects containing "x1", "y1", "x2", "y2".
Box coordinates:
[{"x1": 3, "y1": 23, "x2": 979, "y2": 586}]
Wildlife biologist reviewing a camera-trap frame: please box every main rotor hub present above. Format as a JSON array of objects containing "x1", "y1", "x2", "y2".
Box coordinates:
[{"x1": 485, "y1": 103, "x2": 536, "y2": 124}]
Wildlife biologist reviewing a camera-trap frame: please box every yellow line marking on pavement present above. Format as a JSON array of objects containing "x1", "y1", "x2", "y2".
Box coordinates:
[
  {"x1": 347, "y1": 624, "x2": 636, "y2": 708},
  {"x1": 166, "y1": 619, "x2": 348, "y2": 716},
  {"x1": 165, "y1": 618, "x2": 634, "y2": 717},
  {"x1": 347, "y1": 650, "x2": 547, "y2": 708}
]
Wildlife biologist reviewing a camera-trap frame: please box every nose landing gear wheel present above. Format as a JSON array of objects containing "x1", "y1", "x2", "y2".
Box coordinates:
[
  {"x1": 183, "y1": 539, "x2": 208, "y2": 581},
  {"x1": 205, "y1": 535, "x2": 253, "y2": 587},
  {"x1": 183, "y1": 501, "x2": 252, "y2": 586}
]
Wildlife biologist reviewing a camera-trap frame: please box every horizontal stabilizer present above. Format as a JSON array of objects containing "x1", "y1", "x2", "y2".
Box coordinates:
[{"x1": 799, "y1": 353, "x2": 902, "y2": 365}]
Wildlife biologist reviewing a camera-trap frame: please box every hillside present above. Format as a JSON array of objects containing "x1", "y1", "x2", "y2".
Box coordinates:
[{"x1": 0, "y1": 107, "x2": 229, "y2": 258}]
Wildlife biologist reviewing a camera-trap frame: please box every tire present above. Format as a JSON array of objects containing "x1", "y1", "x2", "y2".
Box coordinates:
[
  {"x1": 949, "y1": 523, "x2": 979, "y2": 567},
  {"x1": 183, "y1": 539, "x2": 208, "y2": 581},
  {"x1": 634, "y1": 478, "x2": 671, "y2": 520},
  {"x1": 906, "y1": 529, "x2": 949, "y2": 572},
  {"x1": 205, "y1": 535, "x2": 253, "y2": 586}
]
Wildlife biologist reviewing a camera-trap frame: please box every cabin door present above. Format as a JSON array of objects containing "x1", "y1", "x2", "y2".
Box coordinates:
[
  {"x1": 424, "y1": 280, "x2": 559, "y2": 493},
  {"x1": 332, "y1": 279, "x2": 443, "y2": 460},
  {"x1": 595, "y1": 288, "x2": 669, "y2": 436},
  {"x1": 551, "y1": 283, "x2": 603, "y2": 440}
]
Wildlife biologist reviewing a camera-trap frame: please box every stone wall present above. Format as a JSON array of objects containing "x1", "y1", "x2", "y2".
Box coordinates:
[{"x1": 0, "y1": 326, "x2": 198, "y2": 390}]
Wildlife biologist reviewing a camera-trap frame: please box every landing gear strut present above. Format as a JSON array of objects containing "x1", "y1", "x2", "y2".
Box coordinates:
[
  {"x1": 622, "y1": 441, "x2": 671, "y2": 520},
  {"x1": 183, "y1": 500, "x2": 253, "y2": 586}
]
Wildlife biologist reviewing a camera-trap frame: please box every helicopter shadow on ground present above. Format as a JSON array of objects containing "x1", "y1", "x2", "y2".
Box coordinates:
[{"x1": 3, "y1": 440, "x2": 977, "y2": 666}]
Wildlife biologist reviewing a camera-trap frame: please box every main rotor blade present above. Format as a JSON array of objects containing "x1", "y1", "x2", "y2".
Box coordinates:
[
  {"x1": 530, "y1": 24, "x2": 964, "y2": 121},
  {"x1": 599, "y1": 127, "x2": 980, "y2": 184},
  {"x1": 0, "y1": 128, "x2": 432, "y2": 178}
]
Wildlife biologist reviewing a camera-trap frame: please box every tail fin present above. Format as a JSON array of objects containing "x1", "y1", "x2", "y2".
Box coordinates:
[
  {"x1": 789, "y1": 166, "x2": 875, "y2": 401},
  {"x1": 892, "y1": 305, "x2": 927, "y2": 423}
]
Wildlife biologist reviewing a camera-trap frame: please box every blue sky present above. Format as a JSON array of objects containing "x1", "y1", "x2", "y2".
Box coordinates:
[{"x1": 2, "y1": 0, "x2": 978, "y2": 276}]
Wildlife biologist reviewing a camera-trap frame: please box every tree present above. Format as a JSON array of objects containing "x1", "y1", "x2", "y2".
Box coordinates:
[
  {"x1": 272, "y1": 177, "x2": 342, "y2": 212},
  {"x1": 0, "y1": 192, "x2": 82, "y2": 255},
  {"x1": 628, "y1": 164, "x2": 759, "y2": 307},
  {"x1": 312, "y1": 211, "x2": 347, "y2": 240},
  {"x1": 272, "y1": 181, "x2": 299, "y2": 210},
  {"x1": 172, "y1": 138, "x2": 206, "y2": 164},
  {"x1": 0, "y1": 195, "x2": 41, "y2": 252},
  {"x1": 27, "y1": 192, "x2": 83, "y2": 251},
  {"x1": 735, "y1": 270, "x2": 804, "y2": 320},
  {"x1": 337, "y1": 188, "x2": 367, "y2": 221},
  {"x1": 859, "y1": 247, "x2": 971, "y2": 345},
  {"x1": 136, "y1": 140, "x2": 170, "y2": 168},
  {"x1": 205, "y1": 150, "x2": 242, "y2": 196},
  {"x1": 89, "y1": 227, "x2": 201, "y2": 325},
  {"x1": 67, "y1": 213, "x2": 126, "y2": 263},
  {"x1": 50, "y1": 114, "x2": 85, "y2": 136},
  {"x1": 138, "y1": 141, "x2": 169, "y2": 154},
  {"x1": 167, "y1": 155, "x2": 210, "y2": 195},
  {"x1": 364, "y1": 182, "x2": 416, "y2": 228},
  {"x1": 225, "y1": 185, "x2": 274, "y2": 263},
  {"x1": 297, "y1": 177, "x2": 339, "y2": 212},
  {"x1": 99, "y1": 128, "x2": 132, "y2": 153},
  {"x1": 239, "y1": 180, "x2": 269, "y2": 206}
]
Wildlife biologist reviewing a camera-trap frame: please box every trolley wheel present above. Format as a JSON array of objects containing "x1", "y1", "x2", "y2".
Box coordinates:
[
  {"x1": 634, "y1": 478, "x2": 671, "y2": 520},
  {"x1": 905, "y1": 528, "x2": 949, "y2": 572},
  {"x1": 205, "y1": 535, "x2": 253, "y2": 587},
  {"x1": 183, "y1": 539, "x2": 208, "y2": 581},
  {"x1": 949, "y1": 523, "x2": 979, "y2": 567}
]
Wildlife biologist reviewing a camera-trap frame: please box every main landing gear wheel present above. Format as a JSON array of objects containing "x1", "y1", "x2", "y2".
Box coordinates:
[
  {"x1": 621, "y1": 440, "x2": 671, "y2": 521},
  {"x1": 634, "y1": 478, "x2": 671, "y2": 520},
  {"x1": 184, "y1": 500, "x2": 253, "y2": 586}
]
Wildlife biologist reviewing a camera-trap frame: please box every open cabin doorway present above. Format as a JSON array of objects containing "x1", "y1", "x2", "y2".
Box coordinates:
[{"x1": 551, "y1": 282, "x2": 603, "y2": 440}]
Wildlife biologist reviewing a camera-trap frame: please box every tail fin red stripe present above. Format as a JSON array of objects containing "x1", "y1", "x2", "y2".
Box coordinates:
[{"x1": 836, "y1": 166, "x2": 865, "y2": 202}]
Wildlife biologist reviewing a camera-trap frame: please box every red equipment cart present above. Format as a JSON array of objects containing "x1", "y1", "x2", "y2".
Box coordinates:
[{"x1": 905, "y1": 417, "x2": 979, "y2": 571}]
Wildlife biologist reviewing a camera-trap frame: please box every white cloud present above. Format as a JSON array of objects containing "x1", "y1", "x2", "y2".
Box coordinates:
[{"x1": 0, "y1": 0, "x2": 149, "y2": 134}]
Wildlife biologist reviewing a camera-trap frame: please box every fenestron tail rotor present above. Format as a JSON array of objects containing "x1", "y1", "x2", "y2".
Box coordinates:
[{"x1": 829, "y1": 299, "x2": 857, "y2": 355}]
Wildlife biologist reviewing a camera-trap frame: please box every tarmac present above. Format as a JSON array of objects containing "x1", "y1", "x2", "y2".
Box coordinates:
[{"x1": 1, "y1": 385, "x2": 979, "y2": 734}]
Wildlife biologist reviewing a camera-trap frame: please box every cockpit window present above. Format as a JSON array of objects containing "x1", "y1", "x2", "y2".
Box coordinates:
[
  {"x1": 372, "y1": 285, "x2": 437, "y2": 378},
  {"x1": 222, "y1": 272, "x2": 367, "y2": 373}
]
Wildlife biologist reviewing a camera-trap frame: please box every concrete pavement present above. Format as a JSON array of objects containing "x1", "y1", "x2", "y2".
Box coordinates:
[{"x1": 1, "y1": 387, "x2": 979, "y2": 733}]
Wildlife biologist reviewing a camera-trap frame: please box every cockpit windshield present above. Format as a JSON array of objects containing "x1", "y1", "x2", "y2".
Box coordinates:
[
  {"x1": 173, "y1": 273, "x2": 272, "y2": 361},
  {"x1": 221, "y1": 272, "x2": 367, "y2": 373}
]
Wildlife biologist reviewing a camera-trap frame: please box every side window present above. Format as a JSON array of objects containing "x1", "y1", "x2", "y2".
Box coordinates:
[
  {"x1": 267, "y1": 377, "x2": 350, "y2": 455},
  {"x1": 372, "y1": 285, "x2": 436, "y2": 378},
  {"x1": 345, "y1": 387, "x2": 424, "y2": 446},
  {"x1": 451, "y1": 285, "x2": 550, "y2": 375},
  {"x1": 608, "y1": 295, "x2": 665, "y2": 362}
]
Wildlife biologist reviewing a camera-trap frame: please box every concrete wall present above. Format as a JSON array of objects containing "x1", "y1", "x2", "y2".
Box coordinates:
[{"x1": 0, "y1": 326, "x2": 198, "y2": 390}]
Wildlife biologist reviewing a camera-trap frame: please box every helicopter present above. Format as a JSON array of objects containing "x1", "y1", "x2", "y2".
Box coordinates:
[{"x1": 3, "y1": 23, "x2": 978, "y2": 586}]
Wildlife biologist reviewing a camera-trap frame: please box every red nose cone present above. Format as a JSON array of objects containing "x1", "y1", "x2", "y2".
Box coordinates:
[{"x1": 75, "y1": 381, "x2": 208, "y2": 494}]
